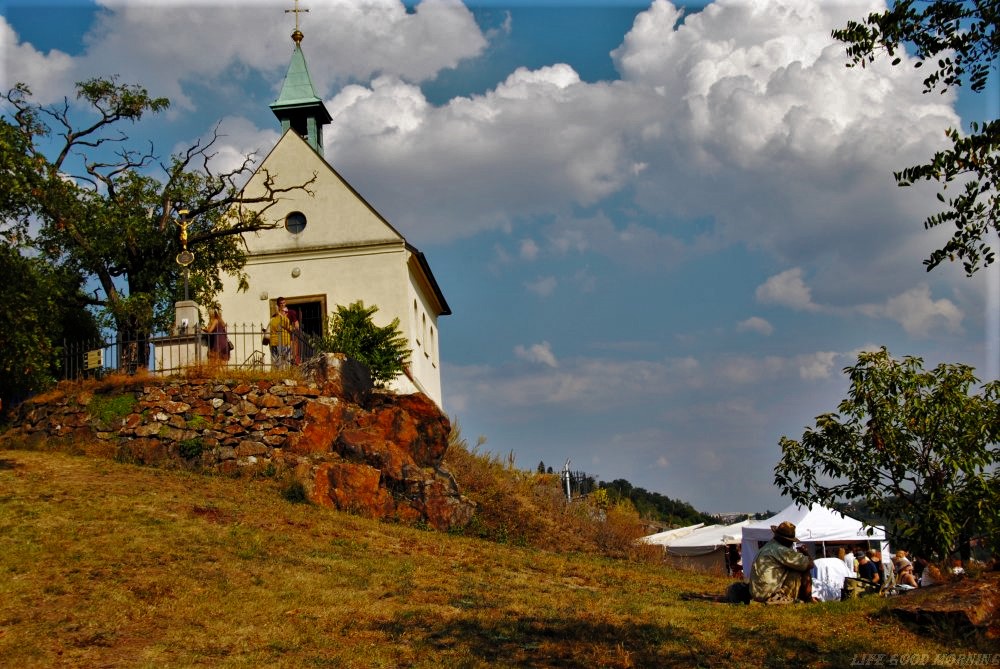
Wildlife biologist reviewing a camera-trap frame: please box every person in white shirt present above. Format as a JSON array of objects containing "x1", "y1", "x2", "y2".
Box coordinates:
[
  {"x1": 812, "y1": 556, "x2": 854, "y2": 602},
  {"x1": 842, "y1": 546, "x2": 856, "y2": 574}
]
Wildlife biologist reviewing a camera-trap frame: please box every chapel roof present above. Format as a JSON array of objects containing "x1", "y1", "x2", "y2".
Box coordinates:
[{"x1": 270, "y1": 31, "x2": 333, "y2": 124}]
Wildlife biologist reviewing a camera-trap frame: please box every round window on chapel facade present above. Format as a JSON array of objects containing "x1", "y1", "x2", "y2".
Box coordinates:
[{"x1": 285, "y1": 211, "x2": 307, "y2": 234}]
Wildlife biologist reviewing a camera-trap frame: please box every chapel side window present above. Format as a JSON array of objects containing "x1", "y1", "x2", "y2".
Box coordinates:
[
  {"x1": 413, "y1": 300, "x2": 420, "y2": 348},
  {"x1": 429, "y1": 325, "x2": 435, "y2": 366}
]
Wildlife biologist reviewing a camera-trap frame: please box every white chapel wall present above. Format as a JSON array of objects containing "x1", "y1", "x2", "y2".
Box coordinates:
[
  {"x1": 405, "y1": 264, "x2": 442, "y2": 403},
  {"x1": 215, "y1": 131, "x2": 446, "y2": 407},
  {"x1": 240, "y1": 132, "x2": 401, "y2": 254}
]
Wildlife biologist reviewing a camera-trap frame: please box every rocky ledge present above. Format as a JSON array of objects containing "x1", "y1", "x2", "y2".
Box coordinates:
[
  {"x1": 889, "y1": 570, "x2": 1000, "y2": 641},
  {"x1": 1, "y1": 354, "x2": 475, "y2": 531}
]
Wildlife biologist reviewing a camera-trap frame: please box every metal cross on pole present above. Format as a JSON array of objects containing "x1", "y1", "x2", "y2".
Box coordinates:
[{"x1": 175, "y1": 208, "x2": 195, "y2": 301}]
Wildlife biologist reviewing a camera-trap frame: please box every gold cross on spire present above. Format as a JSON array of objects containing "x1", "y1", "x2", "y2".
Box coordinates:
[{"x1": 285, "y1": 0, "x2": 309, "y2": 32}]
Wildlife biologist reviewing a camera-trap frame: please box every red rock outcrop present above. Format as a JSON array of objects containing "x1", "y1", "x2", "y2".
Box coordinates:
[{"x1": 1, "y1": 353, "x2": 474, "y2": 530}]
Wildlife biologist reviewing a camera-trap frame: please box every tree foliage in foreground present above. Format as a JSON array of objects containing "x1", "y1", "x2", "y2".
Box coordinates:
[
  {"x1": 2, "y1": 78, "x2": 314, "y2": 342},
  {"x1": 0, "y1": 245, "x2": 100, "y2": 411},
  {"x1": 774, "y1": 348, "x2": 1000, "y2": 561},
  {"x1": 833, "y1": 0, "x2": 999, "y2": 275},
  {"x1": 313, "y1": 301, "x2": 411, "y2": 387}
]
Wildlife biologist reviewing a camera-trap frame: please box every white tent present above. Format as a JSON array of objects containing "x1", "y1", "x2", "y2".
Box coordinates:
[
  {"x1": 638, "y1": 523, "x2": 704, "y2": 546},
  {"x1": 661, "y1": 520, "x2": 751, "y2": 575},
  {"x1": 665, "y1": 520, "x2": 750, "y2": 556},
  {"x1": 741, "y1": 503, "x2": 887, "y2": 573}
]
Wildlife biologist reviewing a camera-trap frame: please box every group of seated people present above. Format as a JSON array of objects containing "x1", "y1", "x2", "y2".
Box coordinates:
[
  {"x1": 828, "y1": 547, "x2": 923, "y2": 599},
  {"x1": 744, "y1": 522, "x2": 937, "y2": 605}
]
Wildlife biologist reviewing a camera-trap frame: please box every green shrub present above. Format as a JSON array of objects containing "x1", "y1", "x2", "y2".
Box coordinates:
[
  {"x1": 178, "y1": 439, "x2": 203, "y2": 460},
  {"x1": 311, "y1": 301, "x2": 410, "y2": 387},
  {"x1": 87, "y1": 393, "x2": 137, "y2": 425},
  {"x1": 280, "y1": 478, "x2": 308, "y2": 504},
  {"x1": 590, "y1": 500, "x2": 658, "y2": 560},
  {"x1": 185, "y1": 414, "x2": 210, "y2": 430}
]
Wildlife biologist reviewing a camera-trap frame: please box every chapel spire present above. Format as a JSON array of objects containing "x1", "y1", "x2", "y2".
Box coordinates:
[{"x1": 270, "y1": 1, "x2": 332, "y2": 156}]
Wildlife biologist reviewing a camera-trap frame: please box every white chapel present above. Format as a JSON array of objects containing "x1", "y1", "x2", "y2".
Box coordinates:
[{"x1": 216, "y1": 24, "x2": 450, "y2": 407}]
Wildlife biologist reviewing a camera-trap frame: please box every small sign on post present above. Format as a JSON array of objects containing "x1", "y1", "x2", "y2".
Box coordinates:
[{"x1": 85, "y1": 350, "x2": 102, "y2": 370}]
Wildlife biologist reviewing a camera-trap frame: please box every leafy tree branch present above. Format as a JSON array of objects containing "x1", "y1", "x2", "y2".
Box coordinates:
[
  {"x1": 833, "y1": 0, "x2": 999, "y2": 275},
  {"x1": 2, "y1": 76, "x2": 316, "y2": 346},
  {"x1": 774, "y1": 347, "x2": 1000, "y2": 560}
]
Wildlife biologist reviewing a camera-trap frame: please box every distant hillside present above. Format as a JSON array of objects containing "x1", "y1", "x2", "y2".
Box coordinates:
[
  {"x1": 599, "y1": 479, "x2": 717, "y2": 528},
  {"x1": 532, "y1": 461, "x2": 715, "y2": 530}
]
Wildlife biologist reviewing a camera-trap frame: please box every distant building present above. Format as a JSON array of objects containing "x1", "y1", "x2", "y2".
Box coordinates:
[{"x1": 711, "y1": 513, "x2": 754, "y2": 524}]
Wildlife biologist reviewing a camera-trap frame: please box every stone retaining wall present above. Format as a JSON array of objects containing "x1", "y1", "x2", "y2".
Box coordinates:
[{"x1": 2, "y1": 354, "x2": 474, "y2": 530}]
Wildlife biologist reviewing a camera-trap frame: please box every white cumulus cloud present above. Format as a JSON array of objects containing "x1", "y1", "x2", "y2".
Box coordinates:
[
  {"x1": 755, "y1": 268, "x2": 819, "y2": 311},
  {"x1": 859, "y1": 285, "x2": 963, "y2": 337},
  {"x1": 515, "y1": 341, "x2": 559, "y2": 368},
  {"x1": 519, "y1": 238, "x2": 540, "y2": 261},
  {"x1": 3, "y1": 0, "x2": 487, "y2": 108},
  {"x1": 737, "y1": 316, "x2": 774, "y2": 335},
  {"x1": 796, "y1": 351, "x2": 839, "y2": 380},
  {"x1": 525, "y1": 276, "x2": 557, "y2": 297}
]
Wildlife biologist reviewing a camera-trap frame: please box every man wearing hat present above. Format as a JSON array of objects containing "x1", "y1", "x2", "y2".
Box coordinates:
[{"x1": 748, "y1": 521, "x2": 814, "y2": 604}]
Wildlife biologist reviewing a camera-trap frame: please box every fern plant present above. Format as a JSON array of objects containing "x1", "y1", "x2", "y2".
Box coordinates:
[{"x1": 312, "y1": 301, "x2": 410, "y2": 387}]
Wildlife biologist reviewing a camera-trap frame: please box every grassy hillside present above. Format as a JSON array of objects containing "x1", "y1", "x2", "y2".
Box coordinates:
[{"x1": 0, "y1": 445, "x2": 984, "y2": 668}]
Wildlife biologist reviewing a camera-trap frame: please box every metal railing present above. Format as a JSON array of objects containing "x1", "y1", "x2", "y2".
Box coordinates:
[{"x1": 61, "y1": 324, "x2": 316, "y2": 380}]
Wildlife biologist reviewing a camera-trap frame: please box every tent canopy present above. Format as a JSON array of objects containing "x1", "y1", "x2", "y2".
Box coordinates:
[
  {"x1": 741, "y1": 503, "x2": 886, "y2": 573},
  {"x1": 666, "y1": 520, "x2": 750, "y2": 557},
  {"x1": 638, "y1": 523, "x2": 704, "y2": 546}
]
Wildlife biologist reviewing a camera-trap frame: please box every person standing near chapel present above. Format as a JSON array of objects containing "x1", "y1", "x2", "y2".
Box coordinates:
[
  {"x1": 748, "y1": 521, "x2": 814, "y2": 604},
  {"x1": 287, "y1": 306, "x2": 302, "y2": 364},
  {"x1": 206, "y1": 305, "x2": 231, "y2": 364},
  {"x1": 268, "y1": 297, "x2": 293, "y2": 370}
]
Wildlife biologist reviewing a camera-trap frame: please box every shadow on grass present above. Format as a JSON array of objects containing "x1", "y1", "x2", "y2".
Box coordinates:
[
  {"x1": 414, "y1": 616, "x2": 707, "y2": 667},
  {"x1": 752, "y1": 629, "x2": 873, "y2": 668},
  {"x1": 679, "y1": 590, "x2": 729, "y2": 603},
  {"x1": 373, "y1": 607, "x2": 901, "y2": 668},
  {"x1": 379, "y1": 616, "x2": 852, "y2": 669},
  {"x1": 0, "y1": 457, "x2": 22, "y2": 470}
]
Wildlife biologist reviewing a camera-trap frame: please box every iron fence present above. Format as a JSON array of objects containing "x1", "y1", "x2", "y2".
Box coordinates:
[{"x1": 61, "y1": 324, "x2": 318, "y2": 380}]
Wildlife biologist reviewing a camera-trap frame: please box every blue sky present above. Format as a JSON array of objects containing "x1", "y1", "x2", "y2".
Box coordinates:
[{"x1": 3, "y1": 0, "x2": 997, "y2": 514}]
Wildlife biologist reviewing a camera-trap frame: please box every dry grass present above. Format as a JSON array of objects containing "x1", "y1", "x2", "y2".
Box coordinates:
[
  {"x1": 0, "y1": 447, "x2": 984, "y2": 668},
  {"x1": 441, "y1": 427, "x2": 661, "y2": 562}
]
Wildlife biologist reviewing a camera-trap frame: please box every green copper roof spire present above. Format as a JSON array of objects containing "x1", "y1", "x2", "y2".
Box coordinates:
[{"x1": 270, "y1": 5, "x2": 332, "y2": 155}]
